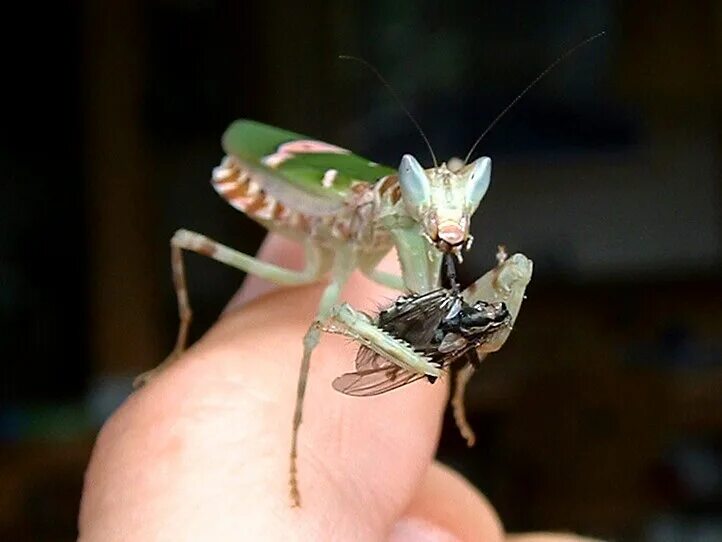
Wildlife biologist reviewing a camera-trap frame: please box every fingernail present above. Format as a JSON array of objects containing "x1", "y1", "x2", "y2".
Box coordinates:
[{"x1": 389, "y1": 517, "x2": 461, "y2": 542}]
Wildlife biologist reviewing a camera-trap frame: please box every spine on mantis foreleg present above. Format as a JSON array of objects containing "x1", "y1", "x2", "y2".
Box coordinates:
[{"x1": 325, "y1": 303, "x2": 441, "y2": 377}]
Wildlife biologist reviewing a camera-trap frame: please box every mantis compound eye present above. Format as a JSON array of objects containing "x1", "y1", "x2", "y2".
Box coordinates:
[
  {"x1": 398, "y1": 154, "x2": 431, "y2": 212},
  {"x1": 465, "y1": 157, "x2": 492, "y2": 210}
]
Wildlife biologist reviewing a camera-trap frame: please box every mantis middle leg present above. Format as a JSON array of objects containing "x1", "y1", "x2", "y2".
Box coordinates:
[
  {"x1": 134, "y1": 229, "x2": 330, "y2": 388},
  {"x1": 289, "y1": 246, "x2": 356, "y2": 507}
]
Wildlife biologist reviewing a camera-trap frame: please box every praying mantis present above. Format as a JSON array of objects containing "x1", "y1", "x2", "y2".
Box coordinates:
[
  {"x1": 135, "y1": 119, "x2": 510, "y2": 506},
  {"x1": 135, "y1": 34, "x2": 602, "y2": 505}
]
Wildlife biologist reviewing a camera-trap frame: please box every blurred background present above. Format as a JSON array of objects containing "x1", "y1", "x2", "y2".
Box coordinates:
[{"x1": 2, "y1": 1, "x2": 721, "y2": 540}]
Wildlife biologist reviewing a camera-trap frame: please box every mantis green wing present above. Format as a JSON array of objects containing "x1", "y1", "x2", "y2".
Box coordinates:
[{"x1": 218, "y1": 120, "x2": 396, "y2": 216}]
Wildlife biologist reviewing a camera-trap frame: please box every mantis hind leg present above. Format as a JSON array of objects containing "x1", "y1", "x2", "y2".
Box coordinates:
[
  {"x1": 134, "y1": 229, "x2": 329, "y2": 388},
  {"x1": 289, "y1": 251, "x2": 354, "y2": 507},
  {"x1": 451, "y1": 362, "x2": 480, "y2": 447}
]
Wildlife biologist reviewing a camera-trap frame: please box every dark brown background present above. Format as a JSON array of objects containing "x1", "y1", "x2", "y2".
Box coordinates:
[{"x1": 2, "y1": 1, "x2": 721, "y2": 540}]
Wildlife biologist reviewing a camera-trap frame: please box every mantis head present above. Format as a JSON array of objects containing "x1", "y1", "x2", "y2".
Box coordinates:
[{"x1": 398, "y1": 154, "x2": 491, "y2": 257}]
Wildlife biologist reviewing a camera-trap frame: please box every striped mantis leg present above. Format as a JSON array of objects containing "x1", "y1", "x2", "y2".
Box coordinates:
[{"x1": 132, "y1": 229, "x2": 333, "y2": 388}]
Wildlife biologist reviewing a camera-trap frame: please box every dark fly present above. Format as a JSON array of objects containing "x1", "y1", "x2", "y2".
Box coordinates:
[{"x1": 332, "y1": 284, "x2": 510, "y2": 396}]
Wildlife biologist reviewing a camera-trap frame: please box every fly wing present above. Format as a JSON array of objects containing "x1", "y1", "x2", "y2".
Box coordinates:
[
  {"x1": 380, "y1": 290, "x2": 457, "y2": 346},
  {"x1": 332, "y1": 347, "x2": 428, "y2": 396},
  {"x1": 353, "y1": 343, "x2": 388, "y2": 372},
  {"x1": 332, "y1": 342, "x2": 477, "y2": 397},
  {"x1": 333, "y1": 289, "x2": 496, "y2": 398}
]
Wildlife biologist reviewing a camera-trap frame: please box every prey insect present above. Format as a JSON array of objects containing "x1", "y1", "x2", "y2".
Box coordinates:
[
  {"x1": 324, "y1": 246, "x2": 532, "y2": 446},
  {"x1": 136, "y1": 34, "x2": 600, "y2": 506}
]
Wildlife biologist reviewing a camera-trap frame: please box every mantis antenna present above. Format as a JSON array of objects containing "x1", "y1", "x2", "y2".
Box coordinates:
[
  {"x1": 339, "y1": 54, "x2": 439, "y2": 169},
  {"x1": 463, "y1": 31, "x2": 606, "y2": 165}
]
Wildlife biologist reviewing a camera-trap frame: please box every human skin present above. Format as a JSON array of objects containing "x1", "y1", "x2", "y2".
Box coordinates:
[{"x1": 79, "y1": 235, "x2": 601, "y2": 542}]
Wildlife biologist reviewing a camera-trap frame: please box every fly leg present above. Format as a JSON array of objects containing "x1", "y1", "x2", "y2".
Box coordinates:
[
  {"x1": 134, "y1": 229, "x2": 329, "y2": 388},
  {"x1": 289, "y1": 248, "x2": 355, "y2": 507}
]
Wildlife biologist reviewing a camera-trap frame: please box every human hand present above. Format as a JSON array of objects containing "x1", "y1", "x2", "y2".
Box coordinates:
[{"x1": 79, "y1": 235, "x2": 600, "y2": 541}]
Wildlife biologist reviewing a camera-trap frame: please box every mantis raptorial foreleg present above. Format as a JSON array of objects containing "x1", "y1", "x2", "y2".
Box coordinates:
[
  {"x1": 323, "y1": 303, "x2": 441, "y2": 377},
  {"x1": 133, "y1": 229, "x2": 331, "y2": 388},
  {"x1": 322, "y1": 249, "x2": 533, "y2": 447},
  {"x1": 448, "y1": 248, "x2": 533, "y2": 444}
]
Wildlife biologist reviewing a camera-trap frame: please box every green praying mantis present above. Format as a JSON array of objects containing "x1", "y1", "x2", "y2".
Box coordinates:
[
  {"x1": 135, "y1": 34, "x2": 602, "y2": 506},
  {"x1": 134, "y1": 118, "x2": 532, "y2": 505}
]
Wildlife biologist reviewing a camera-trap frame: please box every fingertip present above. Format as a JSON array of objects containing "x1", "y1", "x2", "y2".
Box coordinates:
[{"x1": 392, "y1": 462, "x2": 504, "y2": 542}]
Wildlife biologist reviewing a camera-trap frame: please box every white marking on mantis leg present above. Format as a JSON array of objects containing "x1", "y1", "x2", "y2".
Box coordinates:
[
  {"x1": 212, "y1": 166, "x2": 234, "y2": 181},
  {"x1": 254, "y1": 195, "x2": 278, "y2": 220},
  {"x1": 228, "y1": 197, "x2": 254, "y2": 212},
  {"x1": 246, "y1": 179, "x2": 261, "y2": 196},
  {"x1": 321, "y1": 169, "x2": 338, "y2": 188},
  {"x1": 214, "y1": 179, "x2": 242, "y2": 193}
]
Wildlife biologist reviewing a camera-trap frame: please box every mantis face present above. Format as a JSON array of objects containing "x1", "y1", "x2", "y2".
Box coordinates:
[{"x1": 398, "y1": 154, "x2": 492, "y2": 257}]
